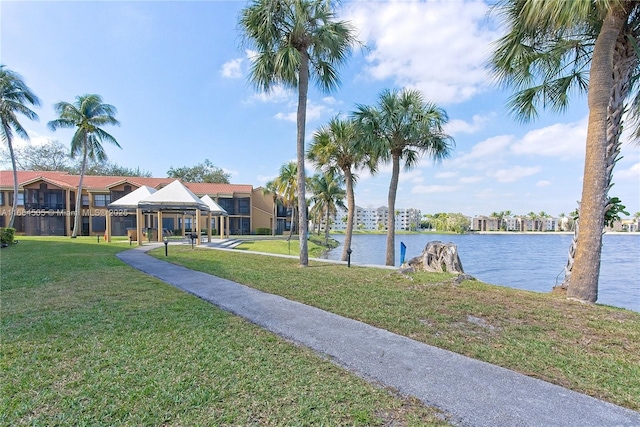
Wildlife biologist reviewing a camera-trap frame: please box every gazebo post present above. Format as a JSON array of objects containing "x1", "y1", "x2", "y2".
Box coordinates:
[
  {"x1": 157, "y1": 210, "x2": 164, "y2": 242},
  {"x1": 105, "y1": 210, "x2": 111, "y2": 243},
  {"x1": 196, "y1": 209, "x2": 201, "y2": 245},
  {"x1": 136, "y1": 208, "x2": 143, "y2": 246},
  {"x1": 208, "y1": 212, "x2": 212, "y2": 243}
]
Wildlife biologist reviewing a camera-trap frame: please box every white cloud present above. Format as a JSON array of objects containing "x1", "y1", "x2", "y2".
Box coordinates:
[
  {"x1": 220, "y1": 58, "x2": 243, "y2": 79},
  {"x1": 399, "y1": 169, "x2": 425, "y2": 184},
  {"x1": 322, "y1": 96, "x2": 341, "y2": 106},
  {"x1": 13, "y1": 130, "x2": 52, "y2": 148},
  {"x1": 459, "y1": 176, "x2": 484, "y2": 184},
  {"x1": 536, "y1": 180, "x2": 552, "y2": 187},
  {"x1": 342, "y1": 0, "x2": 500, "y2": 104},
  {"x1": 256, "y1": 174, "x2": 276, "y2": 184},
  {"x1": 451, "y1": 135, "x2": 513, "y2": 168},
  {"x1": 274, "y1": 99, "x2": 333, "y2": 123},
  {"x1": 249, "y1": 85, "x2": 293, "y2": 104},
  {"x1": 511, "y1": 118, "x2": 587, "y2": 159},
  {"x1": 488, "y1": 166, "x2": 541, "y2": 183},
  {"x1": 223, "y1": 168, "x2": 239, "y2": 178},
  {"x1": 446, "y1": 113, "x2": 495, "y2": 135},
  {"x1": 615, "y1": 162, "x2": 640, "y2": 180},
  {"x1": 435, "y1": 171, "x2": 458, "y2": 179},
  {"x1": 412, "y1": 184, "x2": 459, "y2": 194}
]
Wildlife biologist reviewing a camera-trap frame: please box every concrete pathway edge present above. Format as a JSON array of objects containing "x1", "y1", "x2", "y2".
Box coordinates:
[{"x1": 117, "y1": 245, "x2": 640, "y2": 427}]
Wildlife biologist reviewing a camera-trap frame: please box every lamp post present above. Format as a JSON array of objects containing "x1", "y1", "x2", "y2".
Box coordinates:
[
  {"x1": 346, "y1": 248, "x2": 352, "y2": 268},
  {"x1": 129, "y1": 235, "x2": 133, "y2": 246},
  {"x1": 164, "y1": 236, "x2": 169, "y2": 256}
]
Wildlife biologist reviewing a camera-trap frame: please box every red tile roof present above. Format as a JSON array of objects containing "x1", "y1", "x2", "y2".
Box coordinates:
[{"x1": 0, "y1": 170, "x2": 255, "y2": 196}]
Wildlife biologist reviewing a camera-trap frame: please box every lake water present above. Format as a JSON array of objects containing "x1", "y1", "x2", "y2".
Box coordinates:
[{"x1": 322, "y1": 233, "x2": 640, "y2": 312}]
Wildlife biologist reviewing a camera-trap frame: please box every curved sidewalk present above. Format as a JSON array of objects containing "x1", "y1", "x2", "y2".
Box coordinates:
[{"x1": 117, "y1": 245, "x2": 640, "y2": 427}]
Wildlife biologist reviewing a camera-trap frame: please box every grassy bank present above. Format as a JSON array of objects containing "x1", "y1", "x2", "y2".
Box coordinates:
[
  {"x1": 235, "y1": 234, "x2": 337, "y2": 258},
  {"x1": 149, "y1": 245, "x2": 640, "y2": 411},
  {"x1": 1, "y1": 238, "x2": 447, "y2": 426}
]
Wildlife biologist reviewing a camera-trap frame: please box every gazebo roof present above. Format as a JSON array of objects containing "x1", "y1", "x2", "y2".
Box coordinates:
[
  {"x1": 108, "y1": 185, "x2": 157, "y2": 209},
  {"x1": 137, "y1": 180, "x2": 209, "y2": 211},
  {"x1": 200, "y1": 195, "x2": 228, "y2": 216}
]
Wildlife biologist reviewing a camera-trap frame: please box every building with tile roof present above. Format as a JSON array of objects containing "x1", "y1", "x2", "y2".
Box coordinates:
[{"x1": 0, "y1": 171, "x2": 282, "y2": 237}]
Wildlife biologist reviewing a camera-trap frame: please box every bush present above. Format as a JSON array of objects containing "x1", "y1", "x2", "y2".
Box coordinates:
[
  {"x1": 1, "y1": 227, "x2": 16, "y2": 245},
  {"x1": 256, "y1": 228, "x2": 271, "y2": 235}
]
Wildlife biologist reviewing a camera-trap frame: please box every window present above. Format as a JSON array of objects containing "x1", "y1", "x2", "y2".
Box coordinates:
[
  {"x1": 238, "y1": 198, "x2": 250, "y2": 214},
  {"x1": 14, "y1": 192, "x2": 24, "y2": 206},
  {"x1": 92, "y1": 216, "x2": 106, "y2": 232},
  {"x1": 94, "y1": 194, "x2": 110, "y2": 207},
  {"x1": 82, "y1": 194, "x2": 89, "y2": 207},
  {"x1": 0, "y1": 192, "x2": 4, "y2": 206}
]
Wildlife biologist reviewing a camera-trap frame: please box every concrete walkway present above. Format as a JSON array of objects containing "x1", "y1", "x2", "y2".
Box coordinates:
[{"x1": 117, "y1": 245, "x2": 640, "y2": 427}]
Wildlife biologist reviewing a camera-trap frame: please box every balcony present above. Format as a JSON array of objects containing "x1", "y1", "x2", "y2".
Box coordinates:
[{"x1": 24, "y1": 202, "x2": 65, "y2": 211}]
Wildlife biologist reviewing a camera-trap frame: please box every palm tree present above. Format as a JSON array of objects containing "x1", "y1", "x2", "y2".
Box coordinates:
[
  {"x1": 239, "y1": 0, "x2": 356, "y2": 267},
  {"x1": 48, "y1": 94, "x2": 120, "y2": 238},
  {"x1": 308, "y1": 171, "x2": 345, "y2": 245},
  {"x1": 491, "y1": 1, "x2": 640, "y2": 302},
  {"x1": 308, "y1": 116, "x2": 376, "y2": 260},
  {"x1": 273, "y1": 161, "x2": 298, "y2": 238},
  {"x1": 0, "y1": 65, "x2": 40, "y2": 228},
  {"x1": 353, "y1": 88, "x2": 454, "y2": 266},
  {"x1": 262, "y1": 180, "x2": 280, "y2": 236},
  {"x1": 526, "y1": 211, "x2": 538, "y2": 232}
]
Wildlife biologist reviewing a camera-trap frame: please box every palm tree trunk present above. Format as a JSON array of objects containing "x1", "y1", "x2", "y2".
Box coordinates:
[
  {"x1": 562, "y1": 27, "x2": 636, "y2": 292},
  {"x1": 272, "y1": 196, "x2": 277, "y2": 236},
  {"x1": 341, "y1": 168, "x2": 355, "y2": 261},
  {"x1": 72, "y1": 143, "x2": 88, "y2": 238},
  {"x1": 386, "y1": 152, "x2": 400, "y2": 266},
  {"x1": 296, "y1": 50, "x2": 310, "y2": 266},
  {"x1": 566, "y1": 6, "x2": 627, "y2": 303},
  {"x1": 6, "y1": 126, "x2": 18, "y2": 228},
  {"x1": 288, "y1": 204, "x2": 296, "y2": 239},
  {"x1": 324, "y1": 205, "x2": 330, "y2": 245}
]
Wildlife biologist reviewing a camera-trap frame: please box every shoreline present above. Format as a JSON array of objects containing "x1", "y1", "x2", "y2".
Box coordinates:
[
  {"x1": 470, "y1": 231, "x2": 638, "y2": 235},
  {"x1": 335, "y1": 231, "x2": 639, "y2": 236}
]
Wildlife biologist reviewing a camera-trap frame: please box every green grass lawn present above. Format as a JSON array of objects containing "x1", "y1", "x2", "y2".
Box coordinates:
[
  {"x1": 1, "y1": 237, "x2": 448, "y2": 426},
  {"x1": 148, "y1": 244, "x2": 640, "y2": 412},
  {"x1": 235, "y1": 236, "x2": 330, "y2": 258}
]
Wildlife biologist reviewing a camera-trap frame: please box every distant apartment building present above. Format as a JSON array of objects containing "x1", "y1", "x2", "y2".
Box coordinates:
[
  {"x1": 330, "y1": 206, "x2": 421, "y2": 231},
  {"x1": 473, "y1": 215, "x2": 558, "y2": 232},
  {"x1": 606, "y1": 218, "x2": 640, "y2": 232},
  {"x1": 471, "y1": 213, "x2": 640, "y2": 233}
]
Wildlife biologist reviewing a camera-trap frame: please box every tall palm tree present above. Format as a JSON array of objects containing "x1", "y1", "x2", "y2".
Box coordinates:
[
  {"x1": 308, "y1": 116, "x2": 376, "y2": 260},
  {"x1": 0, "y1": 65, "x2": 40, "y2": 228},
  {"x1": 354, "y1": 88, "x2": 454, "y2": 266},
  {"x1": 273, "y1": 161, "x2": 299, "y2": 238},
  {"x1": 239, "y1": 0, "x2": 356, "y2": 266},
  {"x1": 308, "y1": 171, "x2": 345, "y2": 245},
  {"x1": 491, "y1": 1, "x2": 640, "y2": 302},
  {"x1": 48, "y1": 94, "x2": 120, "y2": 238}
]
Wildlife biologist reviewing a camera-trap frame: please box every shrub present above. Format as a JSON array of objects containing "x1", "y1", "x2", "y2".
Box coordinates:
[
  {"x1": 1, "y1": 227, "x2": 16, "y2": 245},
  {"x1": 256, "y1": 228, "x2": 271, "y2": 235}
]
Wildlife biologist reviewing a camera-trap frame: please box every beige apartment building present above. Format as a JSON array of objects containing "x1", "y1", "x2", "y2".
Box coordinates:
[{"x1": 0, "y1": 170, "x2": 282, "y2": 237}]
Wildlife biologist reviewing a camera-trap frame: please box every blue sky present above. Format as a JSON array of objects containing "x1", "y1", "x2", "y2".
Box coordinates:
[{"x1": 2, "y1": 0, "x2": 639, "y2": 217}]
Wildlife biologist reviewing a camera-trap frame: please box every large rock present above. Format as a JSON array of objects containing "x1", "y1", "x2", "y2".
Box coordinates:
[{"x1": 403, "y1": 241, "x2": 465, "y2": 273}]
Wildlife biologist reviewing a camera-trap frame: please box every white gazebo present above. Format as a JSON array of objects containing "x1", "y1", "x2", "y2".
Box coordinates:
[
  {"x1": 136, "y1": 180, "x2": 210, "y2": 246},
  {"x1": 107, "y1": 180, "x2": 213, "y2": 245},
  {"x1": 106, "y1": 185, "x2": 157, "y2": 242}
]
